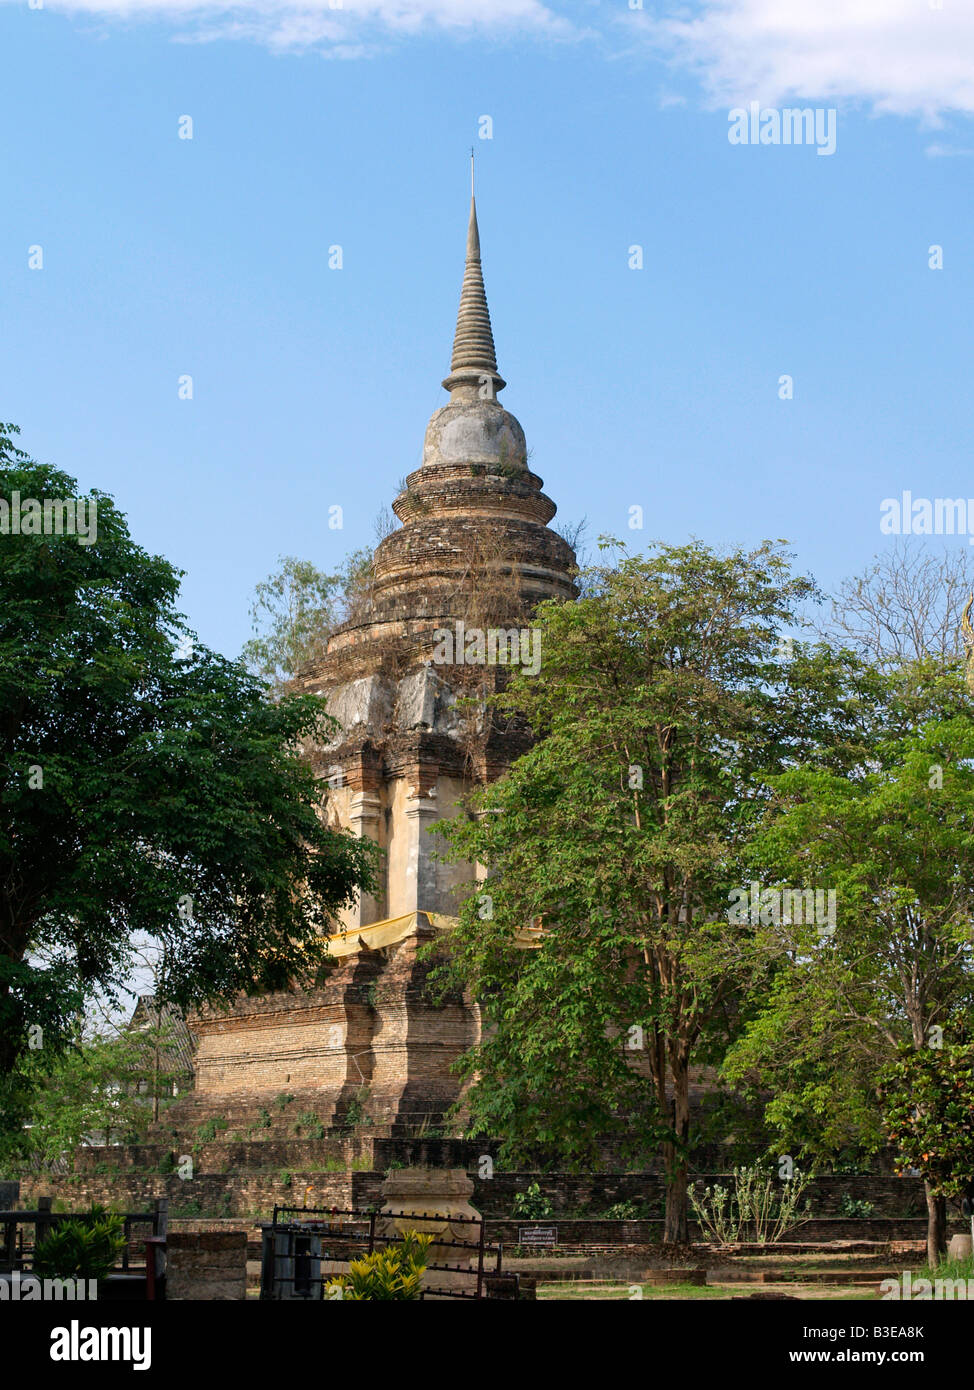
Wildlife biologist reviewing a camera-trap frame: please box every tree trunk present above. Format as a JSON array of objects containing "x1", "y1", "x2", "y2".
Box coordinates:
[
  {"x1": 925, "y1": 1182, "x2": 947, "y2": 1269},
  {"x1": 662, "y1": 1055, "x2": 692, "y2": 1245},
  {"x1": 663, "y1": 1149, "x2": 689, "y2": 1245}
]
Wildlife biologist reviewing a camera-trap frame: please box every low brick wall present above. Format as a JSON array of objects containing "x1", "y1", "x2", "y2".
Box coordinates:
[
  {"x1": 469, "y1": 1173, "x2": 926, "y2": 1218},
  {"x1": 15, "y1": 1168, "x2": 933, "y2": 1229},
  {"x1": 17, "y1": 1170, "x2": 385, "y2": 1220},
  {"x1": 166, "y1": 1232, "x2": 247, "y2": 1301},
  {"x1": 486, "y1": 1217, "x2": 963, "y2": 1245}
]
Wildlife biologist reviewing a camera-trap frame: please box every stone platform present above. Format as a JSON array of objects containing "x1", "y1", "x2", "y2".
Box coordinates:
[{"x1": 182, "y1": 913, "x2": 477, "y2": 1134}]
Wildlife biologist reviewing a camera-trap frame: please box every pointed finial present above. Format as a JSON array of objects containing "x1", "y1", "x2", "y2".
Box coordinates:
[{"x1": 442, "y1": 163, "x2": 505, "y2": 398}]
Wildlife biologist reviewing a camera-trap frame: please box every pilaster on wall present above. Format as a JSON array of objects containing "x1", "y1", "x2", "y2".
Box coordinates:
[
  {"x1": 348, "y1": 791, "x2": 383, "y2": 927},
  {"x1": 402, "y1": 784, "x2": 441, "y2": 915}
]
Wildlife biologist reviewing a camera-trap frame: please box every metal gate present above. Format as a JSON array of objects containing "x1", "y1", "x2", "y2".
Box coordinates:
[{"x1": 259, "y1": 1205, "x2": 501, "y2": 1300}]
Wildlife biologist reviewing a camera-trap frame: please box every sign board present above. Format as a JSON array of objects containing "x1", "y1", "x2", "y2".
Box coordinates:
[{"x1": 518, "y1": 1226, "x2": 557, "y2": 1247}]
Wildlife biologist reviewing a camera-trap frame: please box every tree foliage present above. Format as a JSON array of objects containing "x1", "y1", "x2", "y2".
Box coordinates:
[
  {"x1": 3, "y1": 1020, "x2": 185, "y2": 1167},
  {"x1": 0, "y1": 423, "x2": 377, "y2": 1112},
  {"x1": 882, "y1": 1041, "x2": 974, "y2": 1199},
  {"x1": 242, "y1": 550, "x2": 373, "y2": 690},
  {"x1": 723, "y1": 661, "x2": 974, "y2": 1261},
  {"x1": 433, "y1": 538, "x2": 836, "y2": 1241}
]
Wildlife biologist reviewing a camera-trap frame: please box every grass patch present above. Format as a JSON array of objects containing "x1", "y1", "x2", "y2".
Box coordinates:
[
  {"x1": 538, "y1": 1280, "x2": 883, "y2": 1302},
  {"x1": 915, "y1": 1254, "x2": 974, "y2": 1283},
  {"x1": 538, "y1": 1281, "x2": 727, "y2": 1301}
]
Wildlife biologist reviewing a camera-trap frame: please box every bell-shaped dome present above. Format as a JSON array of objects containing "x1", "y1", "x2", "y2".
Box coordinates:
[{"x1": 423, "y1": 399, "x2": 527, "y2": 470}]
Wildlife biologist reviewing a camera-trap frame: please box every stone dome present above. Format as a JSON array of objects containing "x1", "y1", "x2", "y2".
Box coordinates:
[{"x1": 423, "y1": 399, "x2": 527, "y2": 470}]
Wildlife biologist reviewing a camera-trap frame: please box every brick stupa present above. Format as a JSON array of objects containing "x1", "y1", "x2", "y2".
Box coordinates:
[{"x1": 183, "y1": 189, "x2": 577, "y2": 1133}]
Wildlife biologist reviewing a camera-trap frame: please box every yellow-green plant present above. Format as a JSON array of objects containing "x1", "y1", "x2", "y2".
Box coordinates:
[{"x1": 324, "y1": 1230, "x2": 434, "y2": 1301}]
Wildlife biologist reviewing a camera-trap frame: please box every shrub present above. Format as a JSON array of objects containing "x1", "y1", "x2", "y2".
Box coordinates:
[
  {"x1": 324, "y1": 1231, "x2": 433, "y2": 1301},
  {"x1": 690, "y1": 1165, "x2": 812, "y2": 1246},
  {"x1": 295, "y1": 1111, "x2": 325, "y2": 1139},
  {"x1": 603, "y1": 1199, "x2": 653, "y2": 1220},
  {"x1": 274, "y1": 1092, "x2": 295, "y2": 1111},
  {"x1": 838, "y1": 1194, "x2": 875, "y2": 1219},
  {"x1": 33, "y1": 1206, "x2": 125, "y2": 1280},
  {"x1": 171, "y1": 1198, "x2": 202, "y2": 1218},
  {"x1": 511, "y1": 1182, "x2": 554, "y2": 1219},
  {"x1": 195, "y1": 1118, "x2": 227, "y2": 1143},
  {"x1": 342, "y1": 1089, "x2": 370, "y2": 1130}
]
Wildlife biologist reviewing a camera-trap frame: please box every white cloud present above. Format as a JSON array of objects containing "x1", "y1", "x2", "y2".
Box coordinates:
[
  {"x1": 639, "y1": 0, "x2": 974, "y2": 121},
  {"x1": 12, "y1": 0, "x2": 974, "y2": 128},
  {"x1": 19, "y1": 0, "x2": 577, "y2": 52},
  {"x1": 925, "y1": 142, "x2": 974, "y2": 158}
]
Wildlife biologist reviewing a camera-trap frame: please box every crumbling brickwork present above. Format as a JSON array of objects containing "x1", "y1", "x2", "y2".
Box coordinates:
[{"x1": 182, "y1": 195, "x2": 576, "y2": 1132}]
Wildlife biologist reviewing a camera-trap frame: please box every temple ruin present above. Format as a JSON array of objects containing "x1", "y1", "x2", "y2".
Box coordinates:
[{"x1": 181, "y1": 190, "x2": 577, "y2": 1133}]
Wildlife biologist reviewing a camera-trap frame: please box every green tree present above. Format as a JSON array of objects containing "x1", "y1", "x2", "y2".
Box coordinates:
[
  {"x1": 8, "y1": 1021, "x2": 183, "y2": 1165},
  {"x1": 725, "y1": 663, "x2": 974, "y2": 1265},
  {"x1": 0, "y1": 424, "x2": 376, "y2": 1128},
  {"x1": 433, "y1": 539, "x2": 827, "y2": 1244},
  {"x1": 721, "y1": 967, "x2": 887, "y2": 1169},
  {"x1": 881, "y1": 1039, "x2": 974, "y2": 1253},
  {"x1": 242, "y1": 549, "x2": 373, "y2": 690}
]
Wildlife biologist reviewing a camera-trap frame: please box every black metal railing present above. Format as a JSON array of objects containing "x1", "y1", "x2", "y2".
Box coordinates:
[
  {"x1": 260, "y1": 1204, "x2": 502, "y2": 1301},
  {"x1": 0, "y1": 1196, "x2": 168, "y2": 1285}
]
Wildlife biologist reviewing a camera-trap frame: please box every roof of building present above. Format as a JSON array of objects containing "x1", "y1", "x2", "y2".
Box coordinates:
[{"x1": 128, "y1": 995, "x2": 196, "y2": 1075}]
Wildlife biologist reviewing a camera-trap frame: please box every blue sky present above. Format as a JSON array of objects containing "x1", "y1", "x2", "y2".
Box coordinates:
[{"x1": 3, "y1": 0, "x2": 973, "y2": 658}]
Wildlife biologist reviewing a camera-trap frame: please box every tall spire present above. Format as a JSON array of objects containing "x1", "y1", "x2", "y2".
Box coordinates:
[{"x1": 442, "y1": 169, "x2": 506, "y2": 398}]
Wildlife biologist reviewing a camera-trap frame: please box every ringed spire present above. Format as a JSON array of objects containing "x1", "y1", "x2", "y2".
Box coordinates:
[{"x1": 442, "y1": 163, "x2": 506, "y2": 399}]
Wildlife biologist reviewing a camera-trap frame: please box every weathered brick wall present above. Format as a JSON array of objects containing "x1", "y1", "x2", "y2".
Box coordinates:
[
  {"x1": 166, "y1": 1231, "x2": 247, "y2": 1301},
  {"x1": 486, "y1": 1218, "x2": 960, "y2": 1244},
  {"x1": 467, "y1": 1173, "x2": 929, "y2": 1219},
  {"x1": 16, "y1": 1166, "x2": 931, "y2": 1225},
  {"x1": 180, "y1": 926, "x2": 475, "y2": 1126},
  {"x1": 17, "y1": 1170, "x2": 384, "y2": 1219}
]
